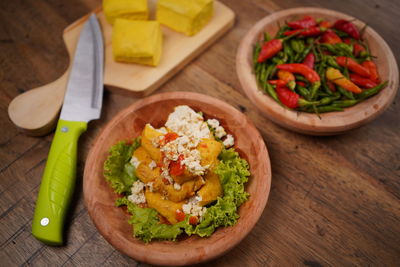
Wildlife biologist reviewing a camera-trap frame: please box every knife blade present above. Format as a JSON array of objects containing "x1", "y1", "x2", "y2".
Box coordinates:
[{"x1": 32, "y1": 14, "x2": 104, "y2": 246}]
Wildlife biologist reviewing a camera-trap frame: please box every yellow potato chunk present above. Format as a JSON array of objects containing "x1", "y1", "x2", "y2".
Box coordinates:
[
  {"x1": 156, "y1": 0, "x2": 214, "y2": 36},
  {"x1": 171, "y1": 169, "x2": 197, "y2": 185},
  {"x1": 164, "y1": 176, "x2": 205, "y2": 202},
  {"x1": 133, "y1": 146, "x2": 161, "y2": 183},
  {"x1": 112, "y1": 19, "x2": 163, "y2": 66},
  {"x1": 103, "y1": 0, "x2": 148, "y2": 25},
  {"x1": 141, "y1": 124, "x2": 163, "y2": 162},
  {"x1": 198, "y1": 170, "x2": 222, "y2": 206},
  {"x1": 198, "y1": 138, "x2": 222, "y2": 168},
  {"x1": 145, "y1": 191, "x2": 183, "y2": 224}
]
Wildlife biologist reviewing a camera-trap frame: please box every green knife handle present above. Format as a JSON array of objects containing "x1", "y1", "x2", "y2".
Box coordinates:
[{"x1": 32, "y1": 119, "x2": 87, "y2": 245}]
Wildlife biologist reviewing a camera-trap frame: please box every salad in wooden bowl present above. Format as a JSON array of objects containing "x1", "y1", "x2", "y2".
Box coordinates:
[{"x1": 83, "y1": 92, "x2": 271, "y2": 266}]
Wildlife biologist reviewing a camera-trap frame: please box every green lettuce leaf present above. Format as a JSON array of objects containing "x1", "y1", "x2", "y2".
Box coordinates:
[
  {"x1": 192, "y1": 148, "x2": 250, "y2": 237},
  {"x1": 103, "y1": 138, "x2": 141, "y2": 194},
  {"x1": 116, "y1": 197, "x2": 193, "y2": 243}
]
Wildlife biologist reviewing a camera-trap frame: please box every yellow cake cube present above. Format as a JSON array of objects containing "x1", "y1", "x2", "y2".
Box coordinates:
[
  {"x1": 103, "y1": 0, "x2": 148, "y2": 25},
  {"x1": 112, "y1": 19, "x2": 163, "y2": 66},
  {"x1": 156, "y1": 0, "x2": 214, "y2": 36}
]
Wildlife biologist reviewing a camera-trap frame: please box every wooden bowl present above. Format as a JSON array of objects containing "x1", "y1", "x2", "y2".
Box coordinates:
[
  {"x1": 83, "y1": 92, "x2": 271, "y2": 266},
  {"x1": 236, "y1": 7, "x2": 399, "y2": 135}
]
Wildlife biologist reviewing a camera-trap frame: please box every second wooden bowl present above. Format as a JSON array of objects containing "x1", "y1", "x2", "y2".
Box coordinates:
[
  {"x1": 83, "y1": 92, "x2": 271, "y2": 266},
  {"x1": 236, "y1": 7, "x2": 399, "y2": 135}
]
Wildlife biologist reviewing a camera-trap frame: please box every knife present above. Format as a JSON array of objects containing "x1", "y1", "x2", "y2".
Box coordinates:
[{"x1": 31, "y1": 14, "x2": 104, "y2": 246}]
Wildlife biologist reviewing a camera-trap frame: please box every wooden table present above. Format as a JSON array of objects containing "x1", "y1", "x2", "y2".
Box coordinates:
[{"x1": 1, "y1": 0, "x2": 399, "y2": 266}]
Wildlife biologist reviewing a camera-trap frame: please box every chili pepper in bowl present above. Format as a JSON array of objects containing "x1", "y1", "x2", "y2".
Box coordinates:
[
  {"x1": 349, "y1": 73, "x2": 378, "y2": 89},
  {"x1": 268, "y1": 80, "x2": 287, "y2": 87},
  {"x1": 287, "y1": 15, "x2": 317, "y2": 29},
  {"x1": 284, "y1": 26, "x2": 326, "y2": 37},
  {"x1": 321, "y1": 30, "x2": 342, "y2": 44},
  {"x1": 302, "y1": 52, "x2": 315, "y2": 69},
  {"x1": 277, "y1": 70, "x2": 296, "y2": 90},
  {"x1": 333, "y1": 19, "x2": 360, "y2": 39},
  {"x1": 326, "y1": 67, "x2": 362, "y2": 94},
  {"x1": 362, "y1": 60, "x2": 380, "y2": 83},
  {"x1": 336, "y1": 56, "x2": 370, "y2": 77},
  {"x1": 276, "y1": 86, "x2": 318, "y2": 108}
]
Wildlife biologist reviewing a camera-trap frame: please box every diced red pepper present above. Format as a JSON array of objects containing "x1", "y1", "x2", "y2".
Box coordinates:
[
  {"x1": 162, "y1": 132, "x2": 179, "y2": 144},
  {"x1": 189, "y1": 216, "x2": 199, "y2": 225},
  {"x1": 175, "y1": 210, "x2": 186, "y2": 222},
  {"x1": 169, "y1": 154, "x2": 185, "y2": 176}
]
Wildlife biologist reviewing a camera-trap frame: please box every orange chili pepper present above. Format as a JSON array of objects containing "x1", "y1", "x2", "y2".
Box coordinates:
[
  {"x1": 362, "y1": 60, "x2": 380, "y2": 83},
  {"x1": 326, "y1": 67, "x2": 362, "y2": 94},
  {"x1": 336, "y1": 56, "x2": 370, "y2": 77},
  {"x1": 277, "y1": 70, "x2": 296, "y2": 90},
  {"x1": 321, "y1": 30, "x2": 342, "y2": 44}
]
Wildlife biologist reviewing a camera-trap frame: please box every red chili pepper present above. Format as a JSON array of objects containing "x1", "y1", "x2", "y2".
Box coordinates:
[
  {"x1": 302, "y1": 52, "x2": 315, "y2": 69},
  {"x1": 257, "y1": 39, "x2": 283, "y2": 63},
  {"x1": 326, "y1": 67, "x2": 362, "y2": 94},
  {"x1": 362, "y1": 60, "x2": 380, "y2": 83},
  {"x1": 319, "y1": 20, "x2": 332, "y2": 28},
  {"x1": 321, "y1": 30, "x2": 342, "y2": 44},
  {"x1": 349, "y1": 73, "x2": 378, "y2": 89},
  {"x1": 327, "y1": 81, "x2": 336, "y2": 92},
  {"x1": 189, "y1": 216, "x2": 199, "y2": 225},
  {"x1": 284, "y1": 26, "x2": 325, "y2": 37},
  {"x1": 175, "y1": 210, "x2": 186, "y2": 222},
  {"x1": 296, "y1": 81, "x2": 306, "y2": 87},
  {"x1": 277, "y1": 70, "x2": 296, "y2": 89},
  {"x1": 277, "y1": 63, "x2": 320, "y2": 82},
  {"x1": 169, "y1": 154, "x2": 185, "y2": 176},
  {"x1": 276, "y1": 86, "x2": 300, "y2": 108},
  {"x1": 275, "y1": 86, "x2": 317, "y2": 109},
  {"x1": 333, "y1": 19, "x2": 360, "y2": 40},
  {"x1": 268, "y1": 80, "x2": 287, "y2": 87},
  {"x1": 287, "y1": 15, "x2": 317, "y2": 29},
  {"x1": 336, "y1": 56, "x2": 370, "y2": 77}
]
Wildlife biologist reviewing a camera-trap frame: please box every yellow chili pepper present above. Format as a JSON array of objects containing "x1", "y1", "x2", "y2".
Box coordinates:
[{"x1": 326, "y1": 67, "x2": 362, "y2": 94}]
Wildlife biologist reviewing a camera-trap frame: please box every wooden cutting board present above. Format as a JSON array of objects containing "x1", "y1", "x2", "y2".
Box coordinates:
[{"x1": 8, "y1": 1, "x2": 235, "y2": 136}]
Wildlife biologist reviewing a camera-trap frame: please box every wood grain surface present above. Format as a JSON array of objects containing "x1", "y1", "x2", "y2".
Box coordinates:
[{"x1": 1, "y1": 0, "x2": 399, "y2": 266}]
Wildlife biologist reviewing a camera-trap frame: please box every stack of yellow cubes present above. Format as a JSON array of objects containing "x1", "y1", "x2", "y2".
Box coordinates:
[{"x1": 104, "y1": 0, "x2": 214, "y2": 67}]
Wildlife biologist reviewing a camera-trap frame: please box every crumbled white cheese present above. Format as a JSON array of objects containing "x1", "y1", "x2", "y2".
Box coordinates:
[
  {"x1": 148, "y1": 160, "x2": 156, "y2": 170},
  {"x1": 146, "y1": 182, "x2": 154, "y2": 192},
  {"x1": 130, "y1": 156, "x2": 141, "y2": 169},
  {"x1": 223, "y1": 134, "x2": 234, "y2": 147},
  {"x1": 156, "y1": 127, "x2": 168, "y2": 134},
  {"x1": 165, "y1": 105, "x2": 211, "y2": 144},
  {"x1": 173, "y1": 183, "x2": 182, "y2": 191},
  {"x1": 182, "y1": 195, "x2": 206, "y2": 220},
  {"x1": 207, "y1": 118, "x2": 226, "y2": 139},
  {"x1": 181, "y1": 149, "x2": 208, "y2": 176},
  {"x1": 128, "y1": 181, "x2": 146, "y2": 204}
]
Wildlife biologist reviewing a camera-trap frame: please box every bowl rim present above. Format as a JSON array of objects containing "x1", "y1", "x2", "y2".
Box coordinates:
[
  {"x1": 83, "y1": 91, "x2": 272, "y2": 266},
  {"x1": 236, "y1": 7, "x2": 399, "y2": 135}
]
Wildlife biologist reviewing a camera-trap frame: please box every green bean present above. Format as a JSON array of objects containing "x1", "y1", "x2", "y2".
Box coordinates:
[
  {"x1": 253, "y1": 43, "x2": 261, "y2": 65},
  {"x1": 296, "y1": 85, "x2": 310, "y2": 99},
  {"x1": 326, "y1": 56, "x2": 341, "y2": 69},
  {"x1": 264, "y1": 83, "x2": 280, "y2": 103},
  {"x1": 337, "y1": 86, "x2": 354, "y2": 99},
  {"x1": 264, "y1": 32, "x2": 271, "y2": 42},
  {"x1": 356, "y1": 81, "x2": 388, "y2": 100},
  {"x1": 290, "y1": 39, "x2": 305, "y2": 54},
  {"x1": 283, "y1": 42, "x2": 294, "y2": 62},
  {"x1": 275, "y1": 25, "x2": 290, "y2": 39},
  {"x1": 332, "y1": 100, "x2": 359, "y2": 108},
  {"x1": 295, "y1": 44, "x2": 314, "y2": 62}
]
